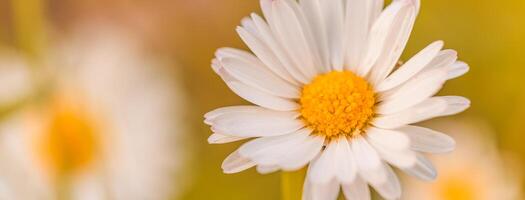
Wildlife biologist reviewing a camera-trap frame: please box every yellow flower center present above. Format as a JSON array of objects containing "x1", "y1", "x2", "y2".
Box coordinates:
[
  {"x1": 437, "y1": 177, "x2": 477, "y2": 200},
  {"x1": 299, "y1": 71, "x2": 376, "y2": 138},
  {"x1": 35, "y1": 96, "x2": 101, "y2": 177}
]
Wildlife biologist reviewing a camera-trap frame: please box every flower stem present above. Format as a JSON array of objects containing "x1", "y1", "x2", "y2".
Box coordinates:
[
  {"x1": 57, "y1": 177, "x2": 70, "y2": 200},
  {"x1": 281, "y1": 168, "x2": 307, "y2": 200}
]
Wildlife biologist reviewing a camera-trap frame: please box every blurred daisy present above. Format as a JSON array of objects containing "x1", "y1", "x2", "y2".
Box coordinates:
[
  {"x1": 403, "y1": 120, "x2": 523, "y2": 200},
  {"x1": 205, "y1": 0, "x2": 470, "y2": 199},
  {"x1": 0, "y1": 27, "x2": 187, "y2": 200},
  {"x1": 0, "y1": 51, "x2": 33, "y2": 107}
]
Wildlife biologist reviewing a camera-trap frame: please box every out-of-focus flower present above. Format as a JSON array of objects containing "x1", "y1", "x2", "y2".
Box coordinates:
[
  {"x1": 205, "y1": 0, "x2": 470, "y2": 199},
  {"x1": 0, "y1": 51, "x2": 33, "y2": 106},
  {"x1": 402, "y1": 119, "x2": 523, "y2": 200},
  {"x1": 0, "y1": 26, "x2": 188, "y2": 200}
]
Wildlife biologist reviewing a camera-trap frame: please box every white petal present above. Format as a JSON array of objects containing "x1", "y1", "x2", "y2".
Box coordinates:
[
  {"x1": 370, "y1": 0, "x2": 385, "y2": 20},
  {"x1": 371, "y1": 97, "x2": 454, "y2": 129},
  {"x1": 366, "y1": 128, "x2": 417, "y2": 168},
  {"x1": 211, "y1": 110, "x2": 303, "y2": 137},
  {"x1": 280, "y1": 0, "x2": 325, "y2": 72},
  {"x1": 270, "y1": 0, "x2": 319, "y2": 80},
  {"x1": 321, "y1": 0, "x2": 345, "y2": 71},
  {"x1": 359, "y1": 0, "x2": 417, "y2": 80},
  {"x1": 377, "y1": 68, "x2": 448, "y2": 115},
  {"x1": 300, "y1": 0, "x2": 330, "y2": 70},
  {"x1": 250, "y1": 13, "x2": 310, "y2": 84},
  {"x1": 204, "y1": 105, "x2": 264, "y2": 124},
  {"x1": 423, "y1": 49, "x2": 457, "y2": 71},
  {"x1": 352, "y1": 136, "x2": 387, "y2": 185},
  {"x1": 208, "y1": 133, "x2": 248, "y2": 144},
  {"x1": 302, "y1": 178, "x2": 340, "y2": 200},
  {"x1": 397, "y1": 125, "x2": 456, "y2": 153},
  {"x1": 368, "y1": 1, "x2": 418, "y2": 85},
  {"x1": 239, "y1": 128, "x2": 322, "y2": 168},
  {"x1": 236, "y1": 24, "x2": 299, "y2": 85},
  {"x1": 279, "y1": 134, "x2": 325, "y2": 171},
  {"x1": 401, "y1": 154, "x2": 437, "y2": 181},
  {"x1": 239, "y1": 132, "x2": 307, "y2": 165},
  {"x1": 447, "y1": 61, "x2": 469, "y2": 80},
  {"x1": 335, "y1": 137, "x2": 358, "y2": 184},
  {"x1": 254, "y1": 6, "x2": 325, "y2": 83},
  {"x1": 379, "y1": 67, "x2": 446, "y2": 101},
  {"x1": 212, "y1": 60, "x2": 299, "y2": 111},
  {"x1": 308, "y1": 140, "x2": 338, "y2": 184},
  {"x1": 241, "y1": 17, "x2": 258, "y2": 36},
  {"x1": 369, "y1": 164, "x2": 402, "y2": 200},
  {"x1": 411, "y1": 0, "x2": 421, "y2": 13},
  {"x1": 222, "y1": 150, "x2": 256, "y2": 174},
  {"x1": 342, "y1": 176, "x2": 371, "y2": 200},
  {"x1": 260, "y1": 0, "x2": 273, "y2": 21},
  {"x1": 256, "y1": 165, "x2": 280, "y2": 174},
  {"x1": 376, "y1": 40, "x2": 444, "y2": 92},
  {"x1": 238, "y1": 130, "x2": 308, "y2": 160},
  {"x1": 344, "y1": 0, "x2": 383, "y2": 72},
  {"x1": 365, "y1": 127, "x2": 410, "y2": 150},
  {"x1": 218, "y1": 52, "x2": 300, "y2": 98},
  {"x1": 370, "y1": 145, "x2": 417, "y2": 170},
  {"x1": 439, "y1": 96, "x2": 471, "y2": 116},
  {"x1": 228, "y1": 81, "x2": 299, "y2": 111}
]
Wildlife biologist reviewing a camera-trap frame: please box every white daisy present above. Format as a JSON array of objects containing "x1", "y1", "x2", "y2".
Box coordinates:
[
  {"x1": 402, "y1": 120, "x2": 523, "y2": 200},
  {"x1": 0, "y1": 27, "x2": 187, "y2": 200},
  {"x1": 205, "y1": 0, "x2": 470, "y2": 199}
]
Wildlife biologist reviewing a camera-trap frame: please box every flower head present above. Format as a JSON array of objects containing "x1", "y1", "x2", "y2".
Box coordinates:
[
  {"x1": 0, "y1": 26, "x2": 187, "y2": 200},
  {"x1": 300, "y1": 71, "x2": 376, "y2": 137},
  {"x1": 205, "y1": 0, "x2": 470, "y2": 199}
]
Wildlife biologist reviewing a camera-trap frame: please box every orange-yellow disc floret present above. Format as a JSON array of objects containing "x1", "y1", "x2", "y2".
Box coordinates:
[{"x1": 300, "y1": 71, "x2": 376, "y2": 138}]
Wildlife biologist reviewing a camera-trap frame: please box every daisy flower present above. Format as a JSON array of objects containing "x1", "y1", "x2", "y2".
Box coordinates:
[
  {"x1": 402, "y1": 120, "x2": 523, "y2": 200},
  {"x1": 205, "y1": 0, "x2": 470, "y2": 199},
  {"x1": 0, "y1": 27, "x2": 187, "y2": 200}
]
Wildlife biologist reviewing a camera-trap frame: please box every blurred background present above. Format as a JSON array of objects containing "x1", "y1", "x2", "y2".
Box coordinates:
[{"x1": 0, "y1": 0, "x2": 524, "y2": 199}]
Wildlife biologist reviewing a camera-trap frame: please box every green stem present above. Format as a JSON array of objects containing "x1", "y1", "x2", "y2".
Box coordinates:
[
  {"x1": 56, "y1": 174, "x2": 71, "y2": 200},
  {"x1": 281, "y1": 168, "x2": 307, "y2": 200}
]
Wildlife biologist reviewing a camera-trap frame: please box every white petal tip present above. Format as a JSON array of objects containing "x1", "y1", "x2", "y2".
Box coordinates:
[
  {"x1": 235, "y1": 26, "x2": 244, "y2": 33},
  {"x1": 400, "y1": 0, "x2": 421, "y2": 11},
  {"x1": 441, "y1": 138, "x2": 457, "y2": 153},
  {"x1": 448, "y1": 61, "x2": 470, "y2": 79},
  {"x1": 221, "y1": 154, "x2": 255, "y2": 174},
  {"x1": 440, "y1": 96, "x2": 471, "y2": 116},
  {"x1": 207, "y1": 134, "x2": 220, "y2": 144},
  {"x1": 434, "y1": 40, "x2": 444, "y2": 48},
  {"x1": 421, "y1": 173, "x2": 438, "y2": 182},
  {"x1": 222, "y1": 170, "x2": 241, "y2": 174},
  {"x1": 241, "y1": 16, "x2": 251, "y2": 23}
]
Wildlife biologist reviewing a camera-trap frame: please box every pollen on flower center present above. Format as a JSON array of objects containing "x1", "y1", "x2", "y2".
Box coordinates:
[{"x1": 299, "y1": 71, "x2": 376, "y2": 138}]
